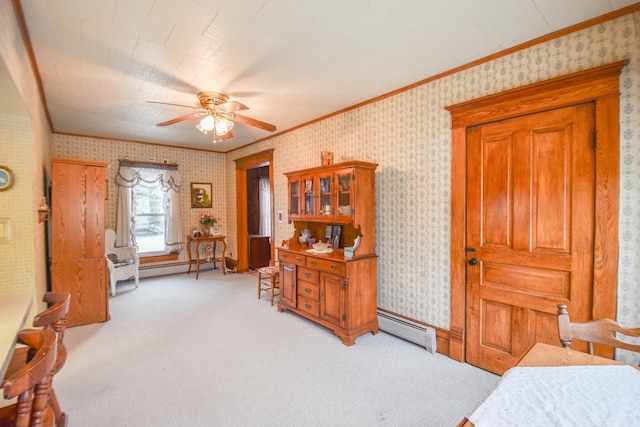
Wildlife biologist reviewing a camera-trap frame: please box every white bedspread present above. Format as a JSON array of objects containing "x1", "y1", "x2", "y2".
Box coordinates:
[{"x1": 468, "y1": 365, "x2": 640, "y2": 427}]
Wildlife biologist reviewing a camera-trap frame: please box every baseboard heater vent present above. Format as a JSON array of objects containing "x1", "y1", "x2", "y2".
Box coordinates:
[{"x1": 377, "y1": 311, "x2": 437, "y2": 353}]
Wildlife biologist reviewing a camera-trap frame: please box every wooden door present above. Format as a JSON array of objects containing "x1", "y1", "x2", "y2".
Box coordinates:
[
  {"x1": 51, "y1": 162, "x2": 86, "y2": 261},
  {"x1": 320, "y1": 272, "x2": 345, "y2": 327},
  {"x1": 334, "y1": 168, "x2": 354, "y2": 222},
  {"x1": 288, "y1": 177, "x2": 301, "y2": 219},
  {"x1": 279, "y1": 262, "x2": 296, "y2": 307},
  {"x1": 51, "y1": 158, "x2": 109, "y2": 327},
  {"x1": 465, "y1": 104, "x2": 595, "y2": 375},
  {"x1": 85, "y1": 165, "x2": 107, "y2": 257},
  {"x1": 301, "y1": 175, "x2": 316, "y2": 218},
  {"x1": 51, "y1": 258, "x2": 107, "y2": 326}
]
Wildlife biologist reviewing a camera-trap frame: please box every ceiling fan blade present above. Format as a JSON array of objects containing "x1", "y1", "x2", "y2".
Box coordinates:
[
  {"x1": 147, "y1": 100, "x2": 198, "y2": 109},
  {"x1": 222, "y1": 131, "x2": 234, "y2": 140},
  {"x1": 217, "y1": 100, "x2": 249, "y2": 113},
  {"x1": 233, "y1": 114, "x2": 277, "y2": 132},
  {"x1": 156, "y1": 113, "x2": 199, "y2": 126}
]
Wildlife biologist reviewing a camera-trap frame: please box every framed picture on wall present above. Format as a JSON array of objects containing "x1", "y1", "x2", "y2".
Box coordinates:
[{"x1": 191, "y1": 183, "x2": 212, "y2": 208}]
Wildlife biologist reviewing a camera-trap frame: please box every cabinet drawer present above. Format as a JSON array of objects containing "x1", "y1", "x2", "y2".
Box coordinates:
[
  {"x1": 297, "y1": 267, "x2": 319, "y2": 284},
  {"x1": 306, "y1": 257, "x2": 345, "y2": 275},
  {"x1": 297, "y1": 282, "x2": 319, "y2": 301},
  {"x1": 278, "y1": 251, "x2": 306, "y2": 266},
  {"x1": 297, "y1": 295, "x2": 320, "y2": 317}
]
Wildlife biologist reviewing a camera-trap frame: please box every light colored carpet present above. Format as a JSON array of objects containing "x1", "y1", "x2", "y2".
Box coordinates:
[{"x1": 55, "y1": 270, "x2": 498, "y2": 426}]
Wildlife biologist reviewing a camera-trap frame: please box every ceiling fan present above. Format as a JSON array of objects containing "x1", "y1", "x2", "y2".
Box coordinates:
[{"x1": 148, "y1": 91, "x2": 276, "y2": 143}]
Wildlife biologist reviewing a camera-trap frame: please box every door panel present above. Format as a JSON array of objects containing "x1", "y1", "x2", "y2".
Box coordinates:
[
  {"x1": 85, "y1": 165, "x2": 106, "y2": 258},
  {"x1": 279, "y1": 263, "x2": 296, "y2": 306},
  {"x1": 481, "y1": 134, "x2": 512, "y2": 248},
  {"x1": 466, "y1": 104, "x2": 595, "y2": 374},
  {"x1": 51, "y1": 162, "x2": 86, "y2": 261},
  {"x1": 531, "y1": 125, "x2": 572, "y2": 253},
  {"x1": 320, "y1": 273, "x2": 345, "y2": 327},
  {"x1": 51, "y1": 258, "x2": 107, "y2": 327}
]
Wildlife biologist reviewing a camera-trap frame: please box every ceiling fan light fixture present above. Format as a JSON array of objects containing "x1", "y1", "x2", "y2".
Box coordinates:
[
  {"x1": 215, "y1": 117, "x2": 234, "y2": 135},
  {"x1": 152, "y1": 90, "x2": 275, "y2": 142},
  {"x1": 197, "y1": 114, "x2": 233, "y2": 138},
  {"x1": 198, "y1": 115, "x2": 215, "y2": 132}
]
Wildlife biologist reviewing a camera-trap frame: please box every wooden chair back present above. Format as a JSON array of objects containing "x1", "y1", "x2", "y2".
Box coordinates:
[
  {"x1": 32, "y1": 292, "x2": 70, "y2": 374},
  {"x1": 1, "y1": 329, "x2": 57, "y2": 427},
  {"x1": 4, "y1": 292, "x2": 70, "y2": 427},
  {"x1": 557, "y1": 304, "x2": 640, "y2": 354}
]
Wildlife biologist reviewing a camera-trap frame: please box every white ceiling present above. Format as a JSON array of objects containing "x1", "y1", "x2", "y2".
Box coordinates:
[{"x1": 14, "y1": 0, "x2": 637, "y2": 152}]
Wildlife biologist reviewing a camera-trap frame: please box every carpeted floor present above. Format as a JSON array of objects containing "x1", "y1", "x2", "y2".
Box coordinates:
[{"x1": 54, "y1": 270, "x2": 499, "y2": 426}]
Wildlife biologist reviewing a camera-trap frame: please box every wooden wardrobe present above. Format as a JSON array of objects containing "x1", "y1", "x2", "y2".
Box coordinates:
[{"x1": 50, "y1": 157, "x2": 110, "y2": 327}]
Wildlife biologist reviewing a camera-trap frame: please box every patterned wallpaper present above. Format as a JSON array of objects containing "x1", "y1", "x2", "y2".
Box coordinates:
[
  {"x1": 227, "y1": 11, "x2": 640, "y2": 352},
  {"x1": 1, "y1": 0, "x2": 52, "y2": 319},
  {"x1": 5, "y1": 5, "x2": 638, "y2": 363},
  {"x1": 52, "y1": 136, "x2": 227, "y2": 264},
  {"x1": 0, "y1": 115, "x2": 36, "y2": 294}
]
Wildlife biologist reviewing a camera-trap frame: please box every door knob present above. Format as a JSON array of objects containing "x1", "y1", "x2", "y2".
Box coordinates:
[{"x1": 468, "y1": 258, "x2": 478, "y2": 266}]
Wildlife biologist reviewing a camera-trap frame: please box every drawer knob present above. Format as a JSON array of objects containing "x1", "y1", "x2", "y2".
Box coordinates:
[
  {"x1": 282, "y1": 254, "x2": 287, "y2": 259},
  {"x1": 305, "y1": 287, "x2": 311, "y2": 293},
  {"x1": 305, "y1": 272, "x2": 311, "y2": 278},
  {"x1": 296, "y1": 257, "x2": 302, "y2": 262},
  {"x1": 305, "y1": 303, "x2": 312, "y2": 309},
  {"x1": 331, "y1": 264, "x2": 336, "y2": 270},
  {"x1": 310, "y1": 260, "x2": 316, "y2": 265}
]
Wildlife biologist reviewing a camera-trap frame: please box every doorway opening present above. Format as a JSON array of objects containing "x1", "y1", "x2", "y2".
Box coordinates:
[
  {"x1": 247, "y1": 165, "x2": 272, "y2": 270},
  {"x1": 234, "y1": 150, "x2": 274, "y2": 273}
]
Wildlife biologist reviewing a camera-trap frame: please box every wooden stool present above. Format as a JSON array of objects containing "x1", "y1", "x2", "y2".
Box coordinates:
[{"x1": 257, "y1": 265, "x2": 280, "y2": 306}]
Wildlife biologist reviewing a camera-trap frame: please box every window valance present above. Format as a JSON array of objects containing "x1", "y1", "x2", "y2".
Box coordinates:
[{"x1": 115, "y1": 160, "x2": 181, "y2": 192}]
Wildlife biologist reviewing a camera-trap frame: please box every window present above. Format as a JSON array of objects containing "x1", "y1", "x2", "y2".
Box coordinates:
[
  {"x1": 132, "y1": 182, "x2": 166, "y2": 254},
  {"x1": 114, "y1": 160, "x2": 183, "y2": 256}
]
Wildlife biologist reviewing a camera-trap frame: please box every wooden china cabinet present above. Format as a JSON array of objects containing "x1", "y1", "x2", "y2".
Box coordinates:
[
  {"x1": 50, "y1": 157, "x2": 110, "y2": 327},
  {"x1": 278, "y1": 161, "x2": 378, "y2": 345}
]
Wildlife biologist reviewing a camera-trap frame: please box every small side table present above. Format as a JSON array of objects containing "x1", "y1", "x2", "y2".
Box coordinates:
[{"x1": 186, "y1": 235, "x2": 227, "y2": 279}]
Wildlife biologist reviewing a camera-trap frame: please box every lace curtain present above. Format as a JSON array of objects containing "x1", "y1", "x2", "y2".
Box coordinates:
[{"x1": 114, "y1": 161, "x2": 183, "y2": 253}]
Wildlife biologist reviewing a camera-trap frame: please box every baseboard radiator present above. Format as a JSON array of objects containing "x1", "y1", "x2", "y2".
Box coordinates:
[
  {"x1": 139, "y1": 262, "x2": 190, "y2": 278},
  {"x1": 377, "y1": 311, "x2": 437, "y2": 353},
  {"x1": 139, "y1": 260, "x2": 232, "y2": 279}
]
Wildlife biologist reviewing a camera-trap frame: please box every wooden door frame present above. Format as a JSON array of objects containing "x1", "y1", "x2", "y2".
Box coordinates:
[
  {"x1": 446, "y1": 60, "x2": 628, "y2": 363},
  {"x1": 234, "y1": 149, "x2": 274, "y2": 273}
]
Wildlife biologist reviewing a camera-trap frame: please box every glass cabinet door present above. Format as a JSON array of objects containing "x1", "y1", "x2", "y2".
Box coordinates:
[
  {"x1": 289, "y1": 179, "x2": 300, "y2": 217},
  {"x1": 336, "y1": 171, "x2": 352, "y2": 218},
  {"x1": 319, "y1": 174, "x2": 332, "y2": 217},
  {"x1": 303, "y1": 177, "x2": 315, "y2": 216}
]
